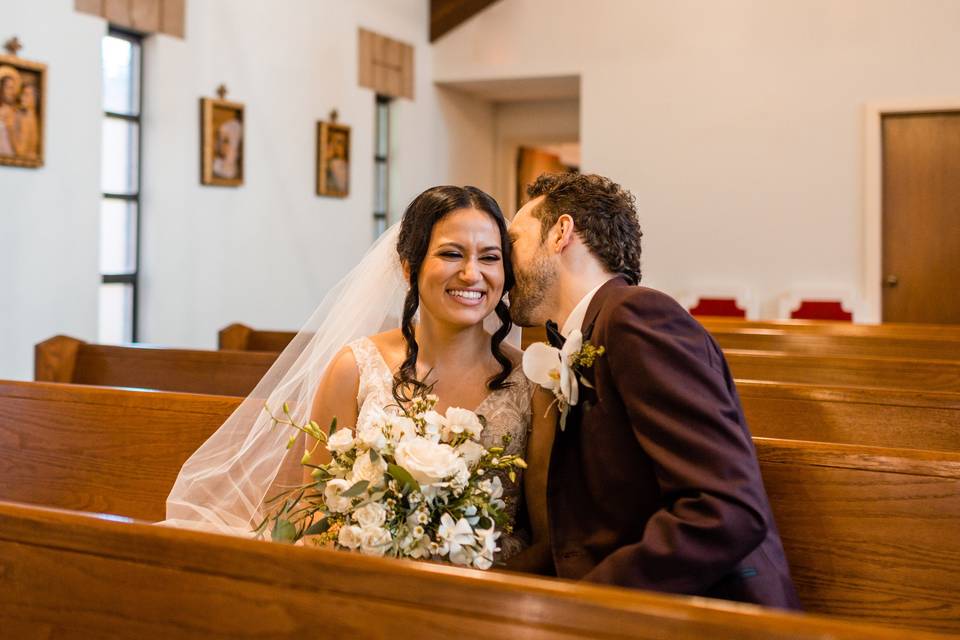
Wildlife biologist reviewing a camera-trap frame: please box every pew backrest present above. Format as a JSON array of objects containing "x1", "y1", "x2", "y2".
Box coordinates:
[
  {"x1": 0, "y1": 500, "x2": 950, "y2": 640},
  {"x1": 739, "y1": 381, "x2": 960, "y2": 452},
  {"x1": 36, "y1": 335, "x2": 277, "y2": 396},
  {"x1": 218, "y1": 323, "x2": 296, "y2": 352},
  {"x1": 0, "y1": 380, "x2": 239, "y2": 520},
  {"x1": 756, "y1": 438, "x2": 960, "y2": 633},
  {"x1": 713, "y1": 330, "x2": 960, "y2": 360},
  {"x1": 726, "y1": 349, "x2": 960, "y2": 392}
]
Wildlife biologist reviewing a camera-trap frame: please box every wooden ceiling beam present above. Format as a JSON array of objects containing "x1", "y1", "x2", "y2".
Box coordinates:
[{"x1": 430, "y1": 0, "x2": 501, "y2": 42}]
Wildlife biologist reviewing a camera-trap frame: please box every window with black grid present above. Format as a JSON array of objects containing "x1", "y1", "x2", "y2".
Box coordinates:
[{"x1": 99, "y1": 28, "x2": 142, "y2": 343}]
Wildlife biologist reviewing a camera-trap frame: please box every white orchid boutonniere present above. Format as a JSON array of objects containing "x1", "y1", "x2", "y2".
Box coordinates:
[{"x1": 522, "y1": 329, "x2": 606, "y2": 430}]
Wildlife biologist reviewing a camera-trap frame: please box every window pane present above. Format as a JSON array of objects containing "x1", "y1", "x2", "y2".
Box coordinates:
[
  {"x1": 100, "y1": 199, "x2": 137, "y2": 274},
  {"x1": 102, "y1": 35, "x2": 140, "y2": 115},
  {"x1": 101, "y1": 117, "x2": 139, "y2": 194},
  {"x1": 376, "y1": 101, "x2": 389, "y2": 157},
  {"x1": 374, "y1": 162, "x2": 387, "y2": 213},
  {"x1": 99, "y1": 283, "x2": 134, "y2": 344}
]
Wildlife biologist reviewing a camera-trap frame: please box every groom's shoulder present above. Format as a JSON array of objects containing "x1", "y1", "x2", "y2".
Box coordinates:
[
  {"x1": 603, "y1": 284, "x2": 692, "y2": 321},
  {"x1": 598, "y1": 284, "x2": 706, "y2": 337}
]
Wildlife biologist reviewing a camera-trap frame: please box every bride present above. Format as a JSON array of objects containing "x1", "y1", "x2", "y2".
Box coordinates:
[{"x1": 166, "y1": 185, "x2": 553, "y2": 570}]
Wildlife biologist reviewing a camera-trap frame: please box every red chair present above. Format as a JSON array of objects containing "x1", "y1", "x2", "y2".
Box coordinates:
[
  {"x1": 789, "y1": 300, "x2": 853, "y2": 322},
  {"x1": 688, "y1": 297, "x2": 747, "y2": 319}
]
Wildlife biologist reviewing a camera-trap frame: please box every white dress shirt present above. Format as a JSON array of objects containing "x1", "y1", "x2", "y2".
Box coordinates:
[{"x1": 560, "y1": 281, "x2": 608, "y2": 338}]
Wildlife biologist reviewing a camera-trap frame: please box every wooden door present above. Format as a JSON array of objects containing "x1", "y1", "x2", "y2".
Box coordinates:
[
  {"x1": 516, "y1": 146, "x2": 567, "y2": 208},
  {"x1": 882, "y1": 112, "x2": 960, "y2": 323}
]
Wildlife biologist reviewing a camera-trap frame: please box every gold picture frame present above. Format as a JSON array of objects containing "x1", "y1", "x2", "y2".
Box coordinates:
[
  {"x1": 317, "y1": 120, "x2": 350, "y2": 197},
  {"x1": 200, "y1": 93, "x2": 244, "y2": 187},
  {"x1": 0, "y1": 48, "x2": 46, "y2": 169}
]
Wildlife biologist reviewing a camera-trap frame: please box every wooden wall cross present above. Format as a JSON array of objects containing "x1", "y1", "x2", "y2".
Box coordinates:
[{"x1": 4, "y1": 37, "x2": 22, "y2": 56}]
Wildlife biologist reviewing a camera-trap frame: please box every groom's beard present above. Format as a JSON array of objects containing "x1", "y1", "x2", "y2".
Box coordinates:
[{"x1": 510, "y1": 251, "x2": 556, "y2": 327}]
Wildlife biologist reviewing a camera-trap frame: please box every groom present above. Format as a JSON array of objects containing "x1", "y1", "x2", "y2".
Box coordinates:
[{"x1": 508, "y1": 173, "x2": 800, "y2": 609}]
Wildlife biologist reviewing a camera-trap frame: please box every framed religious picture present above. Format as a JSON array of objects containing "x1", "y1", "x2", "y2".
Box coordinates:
[
  {"x1": 316, "y1": 114, "x2": 350, "y2": 197},
  {"x1": 200, "y1": 85, "x2": 244, "y2": 186},
  {"x1": 0, "y1": 38, "x2": 46, "y2": 169}
]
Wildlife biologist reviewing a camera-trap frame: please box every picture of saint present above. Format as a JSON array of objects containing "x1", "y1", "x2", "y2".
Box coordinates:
[
  {"x1": 201, "y1": 94, "x2": 244, "y2": 186},
  {"x1": 0, "y1": 57, "x2": 45, "y2": 168},
  {"x1": 325, "y1": 130, "x2": 349, "y2": 194},
  {"x1": 317, "y1": 121, "x2": 350, "y2": 197},
  {"x1": 213, "y1": 116, "x2": 242, "y2": 180}
]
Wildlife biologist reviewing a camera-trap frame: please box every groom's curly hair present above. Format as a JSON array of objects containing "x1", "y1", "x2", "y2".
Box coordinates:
[
  {"x1": 527, "y1": 173, "x2": 643, "y2": 285},
  {"x1": 393, "y1": 185, "x2": 515, "y2": 403}
]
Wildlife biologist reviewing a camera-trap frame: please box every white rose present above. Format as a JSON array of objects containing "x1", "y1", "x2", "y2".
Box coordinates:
[
  {"x1": 354, "y1": 502, "x2": 387, "y2": 529},
  {"x1": 394, "y1": 437, "x2": 466, "y2": 487},
  {"x1": 456, "y1": 439, "x2": 486, "y2": 468},
  {"x1": 445, "y1": 407, "x2": 483, "y2": 439},
  {"x1": 357, "y1": 423, "x2": 387, "y2": 451},
  {"x1": 387, "y1": 416, "x2": 417, "y2": 442},
  {"x1": 337, "y1": 524, "x2": 363, "y2": 549},
  {"x1": 359, "y1": 526, "x2": 392, "y2": 556},
  {"x1": 350, "y1": 452, "x2": 388, "y2": 487},
  {"x1": 326, "y1": 428, "x2": 355, "y2": 454},
  {"x1": 323, "y1": 478, "x2": 353, "y2": 513}
]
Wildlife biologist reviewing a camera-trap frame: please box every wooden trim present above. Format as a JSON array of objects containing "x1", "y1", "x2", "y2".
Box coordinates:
[
  {"x1": 74, "y1": 0, "x2": 104, "y2": 16},
  {"x1": 863, "y1": 99, "x2": 960, "y2": 322},
  {"x1": 0, "y1": 499, "x2": 945, "y2": 640},
  {"x1": 159, "y1": 0, "x2": 186, "y2": 38},
  {"x1": 430, "y1": 0, "x2": 501, "y2": 42}
]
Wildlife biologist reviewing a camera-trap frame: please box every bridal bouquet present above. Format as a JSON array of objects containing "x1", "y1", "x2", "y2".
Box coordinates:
[{"x1": 257, "y1": 394, "x2": 526, "y2": 570}]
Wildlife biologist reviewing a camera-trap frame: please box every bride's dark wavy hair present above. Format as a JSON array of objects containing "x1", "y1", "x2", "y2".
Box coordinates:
[{"x1": 392, "y1": 185, "x2": 515, "y2": 403}]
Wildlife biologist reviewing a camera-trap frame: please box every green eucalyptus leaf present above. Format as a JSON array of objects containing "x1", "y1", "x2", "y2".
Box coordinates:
[
  {"x1": 304, "y1": 518, "x2": 331, "y2": 536},
  {"x1": 271, "y1": 519, "x2": 297, "y2": 543},
  {"x1": 340, "y1": 480, "x2": 370, "y2": 498},
  {"x1": 387, "y1": 463, "x2": 420, "y2": 494}
]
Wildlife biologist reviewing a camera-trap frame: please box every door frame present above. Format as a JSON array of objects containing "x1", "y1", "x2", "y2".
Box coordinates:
[{"x1": 863, "y1": 100, "x2": 960, "y2": 322}]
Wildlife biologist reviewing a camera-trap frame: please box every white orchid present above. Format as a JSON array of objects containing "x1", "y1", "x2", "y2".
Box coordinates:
[{"x1": 522, "y1": 329, "x2": 584, "y2": 429}]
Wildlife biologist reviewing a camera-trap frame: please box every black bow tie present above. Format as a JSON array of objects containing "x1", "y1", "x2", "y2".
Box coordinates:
[{"x1": 545, "y1": 320, "x2": 566, "y2": 349}]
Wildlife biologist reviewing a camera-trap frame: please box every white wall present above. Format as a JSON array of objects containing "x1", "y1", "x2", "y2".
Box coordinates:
[
  {"x1": 140, "y1": 0, "x2": 445, "y2": 348},
  {"x1": 0, "y1": 2, "x2": 104, "y2": 380},
  {"x1": 1, "y1": 0, "x2": 494, "y2": 379},
  {"x1": 433, "y1": 0, "x2": 960, "y2": 319}
]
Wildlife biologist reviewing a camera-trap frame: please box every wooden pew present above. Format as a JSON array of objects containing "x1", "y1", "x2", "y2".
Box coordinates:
[
  {"x1": 756, "y1": 438, "x2": 960, "y2": 633},
  {"x1": 35, "y1": 335, "x2": 275, "y2": 396},
  {"x1": 711, "y1": 330, "x2": 960, "y2": 361},
  {"x1": 0, "y1": 380, "x2": 240, "y2": 520},
  {"x1": 726, "y1": 349, "x2": 960, "y2": 393},
  {"x1": 738, "y1": 381, "x2": 960, "y2": 452},
  {"x1": 230, "y1": 318, "x2": 960, "y2": 355},
  {"x1": 700, "y1": 317, "x2": 960, "y2": 340},
  {"x1": 219, "y1": 322, "x2": 296, "y2": 352},
  {"x1": 2, "y1": 380, "x2": 960, "y2": 631},
  {"x1": 0, "y1": 500, "x2": 951, "y2": 640}
]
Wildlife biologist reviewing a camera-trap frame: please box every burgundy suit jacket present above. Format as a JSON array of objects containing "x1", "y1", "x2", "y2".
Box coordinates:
[{"x1": 546, "y1": 277, "x2": 801, "y2": 609}]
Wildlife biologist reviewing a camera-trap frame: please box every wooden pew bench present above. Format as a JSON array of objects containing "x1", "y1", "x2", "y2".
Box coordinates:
[
  {"x1": 219, "y1": 323, "x2": 296, "y2": 352},
  {"x1": 0, "y1": 500, "x2": 951, "y2": 640},
  {"x1": 738, "y1": 381, "x2": 960, "y2": 452},
  {"x1": 35, "y1": 335, "x2": 276, "y2": 396},
  {"x1": 710, "y1": 330, "x2": 960, "y2": 361},
  {"x1": 1, "y1": 380, "x2": 959, "y2": 632},
  {"x1": 755, "y1": 438, "x2": 960, "y2": 634},
  {"x1": 0, "y1": 380, "x2": 240, "y2": 520},
  {"x1": 700, "y1": 317, "x2": 960, "y2": 340},
  {"x1": 726, "y1": 349, "x2": 960, "y2": 393}
]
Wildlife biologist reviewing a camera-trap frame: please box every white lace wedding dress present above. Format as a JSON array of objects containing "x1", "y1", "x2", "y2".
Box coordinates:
[{"x1": 348, "y1": 336, "x2": 533, "y2": 560}]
